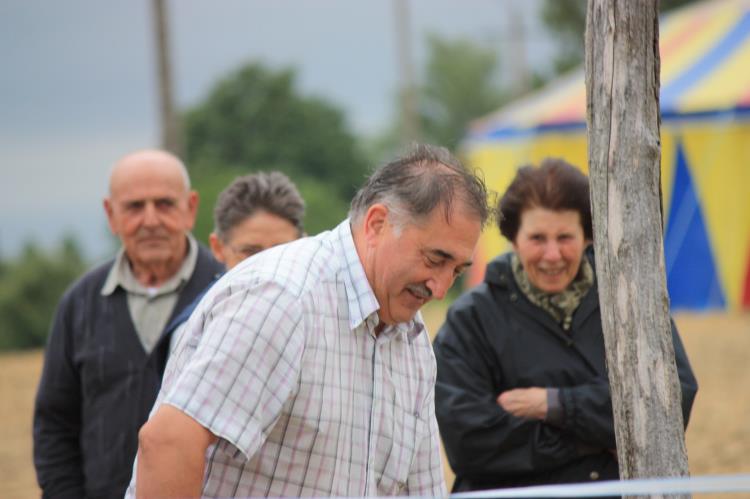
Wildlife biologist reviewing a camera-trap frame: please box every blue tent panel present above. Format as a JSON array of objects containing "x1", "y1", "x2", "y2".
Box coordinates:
[{"x1": 664, "y1": 142, "x2": 725, "y2": 309}]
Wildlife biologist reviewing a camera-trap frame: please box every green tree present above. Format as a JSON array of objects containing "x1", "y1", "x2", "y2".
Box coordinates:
[
  {"x1": 419, "y1": 34, "x2": 507, "y2": 151},
  {"x1": 0, "y1": 236, "x2": 87, "y2": 350},
  {"x1": 294, "y1": 177, "x2": 353, "y2": 236},
  {"x1": 182, "y1": 62, "x2": 368, "y2": 241},
  {"x1": 542, "y1": 0, "x2": 698, "y2": 74},
  {"x1": 369, "y1": 34, "x2": 508, "y2": 163}
]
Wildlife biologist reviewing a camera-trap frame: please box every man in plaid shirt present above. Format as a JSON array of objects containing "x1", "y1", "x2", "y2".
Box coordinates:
[{"x1": 129, "y1": 144, "x2": 490, "y2": 497}]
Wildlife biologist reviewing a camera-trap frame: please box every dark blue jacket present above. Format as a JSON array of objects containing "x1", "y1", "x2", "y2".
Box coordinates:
[
  {"x1": 33, "y1": 245, "x2": 223, "y2": 499},
  {"x1": 161, "y1": 273, "x2": 221, "y2": 352}
]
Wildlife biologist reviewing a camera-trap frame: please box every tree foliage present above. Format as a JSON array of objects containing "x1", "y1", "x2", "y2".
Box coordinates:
[
  {"x1": 0, "y1": 237, "x2": 87, "y2": 350},
  {"x1": 542, "y1": 0, "x2": 699, "y2": 74},
  {"x1": 419, "y1": 34, "x2": 506, "y2": 151},
  {"x1": 371, "y1": 34, "x2": 508, "y2": 162},
  {"x1": 182, "y1": 62, "x2": 368, "y2": 241}
]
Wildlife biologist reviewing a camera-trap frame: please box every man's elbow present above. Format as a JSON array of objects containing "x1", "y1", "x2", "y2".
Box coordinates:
[
  {"x1": 136, "y1": 406, "x2": 216, "y2": 494},
  {"x1": 135, "y1": 415, "x2": 193, "y2": 498},
  {"x1": 137, "y1": 419, "x2": 169, "y2": 462}
]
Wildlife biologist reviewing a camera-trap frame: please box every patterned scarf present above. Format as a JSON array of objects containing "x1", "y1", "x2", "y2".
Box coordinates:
[{"x1": 511, "y1": 252, "x2": 595, "y2": 332}]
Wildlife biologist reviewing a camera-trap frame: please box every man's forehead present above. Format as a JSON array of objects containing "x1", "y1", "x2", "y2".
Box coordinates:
[
  {"x1": 110, "y1": 181, "x2": 186, "y2": 204},
  {"x1": 109, "y1": 151, "x2": 189, "y2": 195},
  {"x1": 115, "y1": 192, "x2": 180, "y2": 202},
  {"x1": 414, "y1": 211, "x2": 481, "y2": 262},
  {"x1": 110, "y1": 169, "x2": 187, "y2": 196}
]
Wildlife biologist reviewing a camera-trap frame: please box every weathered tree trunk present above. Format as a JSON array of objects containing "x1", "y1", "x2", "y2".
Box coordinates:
[{"x1": 585, "y1": 0, "x2": 690, "y2": 495}]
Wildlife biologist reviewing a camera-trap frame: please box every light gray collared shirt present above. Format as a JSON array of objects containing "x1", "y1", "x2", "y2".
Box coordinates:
[{"x1": 101, "y1": 234, "x2": 198, "y2": 353}]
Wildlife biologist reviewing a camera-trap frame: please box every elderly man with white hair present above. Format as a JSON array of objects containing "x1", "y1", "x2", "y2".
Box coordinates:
[{"x1": 33, "y1": 150, "x2": 223, "y2": 499}]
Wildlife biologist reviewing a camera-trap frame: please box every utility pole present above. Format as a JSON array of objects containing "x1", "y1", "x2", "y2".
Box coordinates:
[
  {"x1": 152, "y1": 0, "x2": 180, "y2": 154},
  {"x1": 506, "y1": 1, "x2": 530, "y2": 96},
  {"x1": 393, "y1": 0, "x2": 420, "y2": 144},
  {"x1": 585, "y1": 0, "x2": 690, "y2": 495}
]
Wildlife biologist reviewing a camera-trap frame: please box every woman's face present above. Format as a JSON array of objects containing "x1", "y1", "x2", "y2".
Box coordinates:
[{"x1": 512, "y1": 207, "x2": 588, "y2": 293}]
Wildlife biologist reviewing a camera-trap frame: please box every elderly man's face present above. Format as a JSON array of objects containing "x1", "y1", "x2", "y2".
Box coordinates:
[
  {"x1": 104, "y1": 152, "x2": 197, "y2": 271},
  {"x1": 363, "y1": 204, "x2": 481, "y2": 325}
]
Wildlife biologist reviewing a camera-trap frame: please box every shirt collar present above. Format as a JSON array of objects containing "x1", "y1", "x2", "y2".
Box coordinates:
[
  {"x1": 385, "y1": 314, "x2": 426, "y2": 343},
  {"x1": 333, "y1": 219, "x2": 424, "y2": 342},
  {"x1": 101, "y1": 233, "x2": 198, "y2": 296}
]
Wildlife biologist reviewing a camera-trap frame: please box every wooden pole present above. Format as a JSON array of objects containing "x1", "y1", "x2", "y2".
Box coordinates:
[
  {"x1": 393, "y1": 0, "x2": 420, "y2": 144},
  {"x1": 152, "y1": 0, "x2": 180, "y2": 154},
  {"x1": 585, "y1": 0, "x2": 690, "y2": 494}
]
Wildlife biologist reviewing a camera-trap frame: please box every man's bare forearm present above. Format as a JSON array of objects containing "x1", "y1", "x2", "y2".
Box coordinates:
[
  {"x1": 135, "y1": 405, "x2": 215, "y2": 498},
  {"x1": 136, "y1": 439, "x2": 206, "y2": 498}
]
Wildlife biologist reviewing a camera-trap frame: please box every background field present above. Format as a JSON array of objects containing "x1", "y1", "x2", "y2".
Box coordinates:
[{"x1": 1, "y1": 310, "x2": 748, "y2": 498}]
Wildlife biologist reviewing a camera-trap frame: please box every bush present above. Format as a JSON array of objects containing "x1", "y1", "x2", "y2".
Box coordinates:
[{"x1": 0, "y1": 237, "x2": 87, "y2": 350}]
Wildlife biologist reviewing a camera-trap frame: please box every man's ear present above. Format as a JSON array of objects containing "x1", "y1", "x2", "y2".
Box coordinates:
[
  {"x1": 208, "y1": 232, "x2": 227, "y2": 265},
  {"x1": 186, "y1": 191, "x2": 199, "y2": 229},
  {"x1": 103, "y1": 198, "x2": 117, "y2": 235},
  {"x1": 362, "y1": 204, "x2": 389, "y2": 245}
]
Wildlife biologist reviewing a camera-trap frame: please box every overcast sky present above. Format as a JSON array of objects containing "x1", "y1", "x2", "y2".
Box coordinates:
[{"x1": 0, "y1": 0, "x2": 556, "y2": 260}]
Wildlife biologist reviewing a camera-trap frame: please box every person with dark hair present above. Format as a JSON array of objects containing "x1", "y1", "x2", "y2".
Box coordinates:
[
  {"x1": 126, "y1": 144, "x2": 490, "y2": 498},
  {"x1": 433, "y1": 158, "x2": 697, "y2": 492},
  {"x1": 164, "y1": 170, "x2": 306, "y2": 353},
  {"x1": 33, "y1": 150, "x2": 224, "y2": 499},
  {"x1": 209, "y1": 170, "x2": 305, "y2": 268}
]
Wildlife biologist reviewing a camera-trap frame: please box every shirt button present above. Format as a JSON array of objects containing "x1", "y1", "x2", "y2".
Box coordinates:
[
  {"x1": 397, "y1": 481, "x2": 406, "y2": 491},
  {"x1": 510, "y1": 293, "x2": 518, "y2": 302},
  {"x1": 590, "y1": 470, "x2": 600, "y2": 480}
]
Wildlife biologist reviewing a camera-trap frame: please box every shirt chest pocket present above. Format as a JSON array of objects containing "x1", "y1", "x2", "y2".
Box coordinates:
[{"x1": 376, "y1": 408, "x2": 427, "y2": 495}]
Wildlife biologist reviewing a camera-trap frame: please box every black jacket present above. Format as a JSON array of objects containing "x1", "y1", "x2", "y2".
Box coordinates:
[
  {"x1": 33, "y1": 245, "x2": 222, "y2": 499},
  {"x1": 433, "y1": 251, "x2": 697, "y2": 492}
]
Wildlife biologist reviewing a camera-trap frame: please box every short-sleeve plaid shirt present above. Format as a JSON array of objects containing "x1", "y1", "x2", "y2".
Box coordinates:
[{"x1": 126, "y1": 220, "x2": 446, "y2": 497}]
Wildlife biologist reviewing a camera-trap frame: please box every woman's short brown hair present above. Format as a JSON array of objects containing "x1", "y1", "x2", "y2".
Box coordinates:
[
  {"x1": 214, "y1": 171, "x2": 305, "y2": 240},
  {"x1": 496, "y1": 158, "x2": 592, "y2": 242}
]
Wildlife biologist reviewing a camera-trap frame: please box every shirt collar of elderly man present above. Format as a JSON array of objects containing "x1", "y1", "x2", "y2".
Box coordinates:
[{"x1": 103, "y1": 149, "x2": 199, "y2": 289}]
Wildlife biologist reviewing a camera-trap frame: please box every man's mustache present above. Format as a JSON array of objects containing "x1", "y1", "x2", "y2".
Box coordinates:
[
  {"x1": 135, "y1": 227, "x2": 171, "y2": 239},
  {"x1": 406, "y1": 283, "x2": 432, "y2": 299}
]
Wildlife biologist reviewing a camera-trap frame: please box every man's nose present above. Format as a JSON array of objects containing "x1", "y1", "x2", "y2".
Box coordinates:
[
  {"x1": 142, "y1": 202, "x2": 159, "y2": 226},
  {"x1": 427, "y1": 271, "x2": 454, "y2": 301}
]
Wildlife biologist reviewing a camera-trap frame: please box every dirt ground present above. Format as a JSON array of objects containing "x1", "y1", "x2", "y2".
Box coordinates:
[
  {"x1": 0, "y1": 349, "x2": 44, "y2": 499},
  {"x1": 1, "y1": 311, "x2": 748, "y2": 498}
]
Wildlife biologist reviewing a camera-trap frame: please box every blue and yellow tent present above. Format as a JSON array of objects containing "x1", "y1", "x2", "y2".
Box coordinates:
[{"x1": 465, "y1": 0, "x2": 750, "y2": 311}]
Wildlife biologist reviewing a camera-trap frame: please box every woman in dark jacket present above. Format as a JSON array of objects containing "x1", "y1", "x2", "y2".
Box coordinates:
[{"x1": 433, "y1": 158, "x2": 697, "y2": 493}]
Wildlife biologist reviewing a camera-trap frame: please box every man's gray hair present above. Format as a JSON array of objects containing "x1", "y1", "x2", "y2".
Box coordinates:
[
  {"x1": 349, "y1": 143, "x2": 490, "y2": 230},
  {"x1": 214, "y1": 171, "x2": 305, "y2": 240}
]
